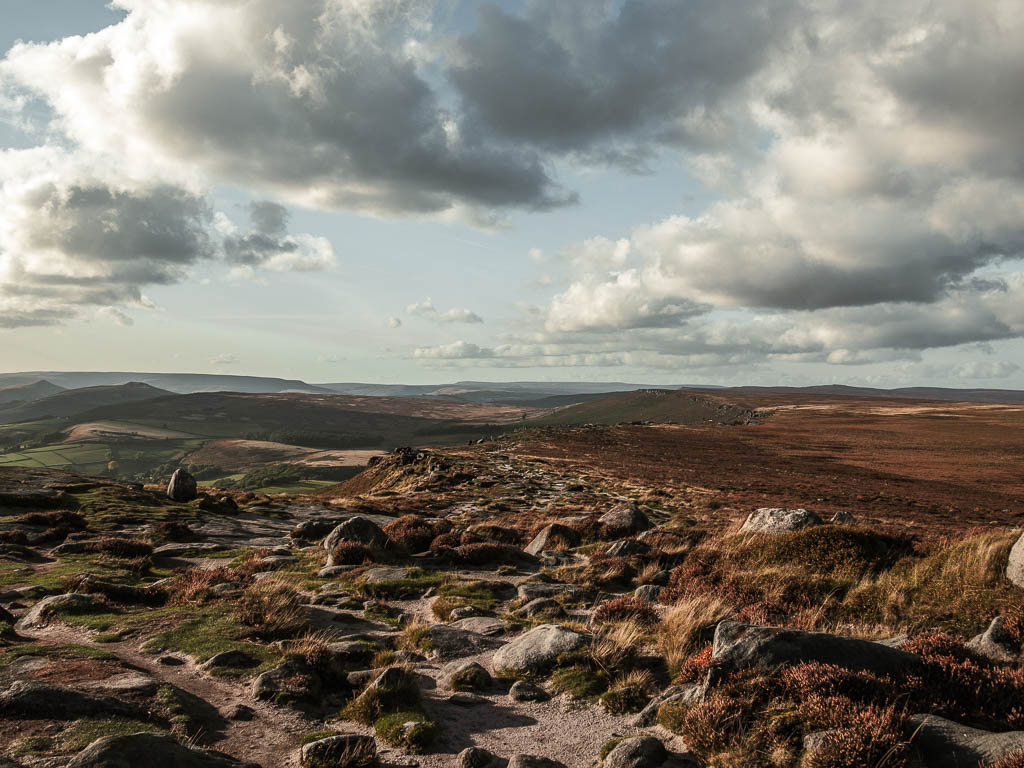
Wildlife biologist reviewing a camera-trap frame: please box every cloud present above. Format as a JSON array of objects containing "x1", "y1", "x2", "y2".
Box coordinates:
[
  {"x1": 1, "y1": 0, "x2": 571, "y2": 217},
  {"x1": 406, "y1": 298, "x2": 483, "y2": 324},
  {"x1": 954, "y1": 361, "x2": 1021, "y2": 380},
  {"x1": 97, "y1": 307, "x2": 134, "y2": 326},
  {"x1": 414, "y1": 340, "x2": 492, "y2": 359},
  {"x1": 223, "y1": 201, "x2": 335, "y2": 272},
  {"x1": 387, "y1": 316, "x2": 402, "y2": 329},
  {"x1": 209, "y1": 352, "x2": 238, "y2": 365}
]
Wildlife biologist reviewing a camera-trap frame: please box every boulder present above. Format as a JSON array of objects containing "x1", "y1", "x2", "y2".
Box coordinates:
[
  {"x1": 605, "y1": 540, "x2": 650, "y2": 557},
  {"x1": 517, "y1": 583, "x2": 590, "y2": 602},
  {"x1": 322, "y1": 641, "x2": 375, "y2": 675},
  {"x1": 153, "y1": 542, "x2": 226, "y2": 557},
  {"x1": 446, "y1": 660, "x2": 493, "y2": 692},
  {"x1": 299, "y1": 734, "x2": 376, "y2": 768},
  {"x1": 290, "y1": 519, "x2": 346, "y2": 543},
  {"x1": 167, "y1": 469, "x2": 198, "y2": 502},
  {"x1": 712, "y1": 621, "x2": 924, "y2": 678},
  {"x1": 509, "y1": 680, "x2": 549, "y2": 702},
  {"x1": 251, "y1": 658, "x2": 321, "y2": 703},
  {"x1": 362, "y1": 567, "x2": 412, "y2": 584},
  {"x1": 507, "y1": 757, "x2": 566, "y2": 768},
  {"x1": 15, "y1": 593, "x2": 105, "y2": 630},
  {"x1": 201, "y1": 650, "x2": 258, "y2": 672},
  {"x1": 450, "y1": 605, "x2": 483, "y2": 620},
  {"x1": 524, "y1": 524, "x2": 580, "y2": 556},
  {"x1": 967, "y1": 617, "x2": 1020, "y2": 663},
  {"x1": 600, "y1": 503, "x2": 652, "y2": 535},
  {"x1": 602, "y1": 736, "x2": 667, "y2": 768},
  {"x1": 424, "y1": 624, "x2": 502, "y2": 660},
  {"x1": 514, "y1": 598, "x2": 566, "y2": 620},
  {"x1": 633, "y1": 684, "x2": 702, "y2": 726},
  {"x1": 911, "y1": 713, "x2": 1024, "y2": 768},
  {"x1": 633, "y1": 585, "x2": 661, "y2": 603},
  {"x1": 323, "y1": 516, "x2": 388, "y2": 553},
  {"x1": 457, "y1": 747, "x2": 495, "y2": 768},
  {"x1": 450, "y1": 617, "x2": 507, "y2": 636},
  {"x1": 739, "y1": 508, "x2": 822, "y2": 534},
  {"x1": 68, "y1": 733, "x2": 250, "y2": 768},
  {"x1": 492, "y1": 624, "x2": 588, "y2": 674},
  {"x1": 0, "y1": 681, "x2": 146, "y2": 720},
  {"x1": 830, "y1": 511, "x2": 855, "y2": 524},
  {"x1": 1006, "y1": 531, "x2": 1024, "y2": 589}
]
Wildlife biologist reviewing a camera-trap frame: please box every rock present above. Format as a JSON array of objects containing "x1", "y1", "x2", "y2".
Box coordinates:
[
  {"x1": 524, "y1": 524, "x2": 581, "y2": 557},
  {"x1": 323, "y1": 516, "x2": 388, "y2": 553},
  {"x1": 602, "y1": 736, "x2": 667, "y2": 768},
  {"x1": 513, "y1": 598, "x2": 566, "y2": 619},
  {"x1": 449, "y1": 605, "x2": 483, "y2": 620},
  {"x1": 201, "y1": 650, "x2": 258, "y2": 672},
  {"x1": 226, "y1": 704, "x2": 254, "y2": 721},
  {"x1": 157, "y1": 655, "x2": 185, "y2": 666},
  {"x1": 424, "y1": 624, "x2": 502, "y2": 660},
  {"x1": 911, "y1": 713, "x2": 1024, "y2": 768},
  {"x1": 167, "y1": 469, "x2": 198, "y2": 502},
  {"x1": 300, "y1": 734, "x2": 376, "y2": 768},
  {"x1": 517, "y1": 583, "x2": 590, "y2": 602},
  {"x1": 449, "y1": 692, "x2": 488, "y2": 707},
  {"x1": 363, "y1": 567, "x2": 413, "y2": 584},
  {"x1": 69, "y1": 734, "x2": 251, "y2": 768},
  {"x1": 1007, "y1": 531, "x2": 1024, "y2": 589},
  {"x1": 291, "y1": 519, "x2": 345, "y2": 542},
  {"x1": 318, "y1": 565, "x2": 360, "y2": 578},
  {"x1": 152, "y1": 542, "x2": 226, "y2": 557},
  {"x1": 967, "y1": 617, "x2": 1020, "y2": 663},
  {"x1": 633, "y1": 684, "x2": 702, "y2": 726},
  {"x1": 830, "y1": 511, "x2": 855, "y2": 524},
  {"x1": 509, "y1": 680, "x2": 549, "y2": 702},
  {"x1": 257, "y1": 555, "x2": 298, "y2": 569},
  {"x1": 0, "y1": 681, "x2": 146, "y2": 720},
  {"x1": 252, "y1": 658, "x2": 321, "y2": 703},
  {"x1": 450, "y1": 617, "x2": 506, "y2": 636},
  {"x1": 605, "y1": 539, "x2": 650, "y2": 557},
  {"x1": 446, "y1": 660, "x2": 493, "y2": 692},
  {"x1": 457, "y1": 747, "x2": 495, "y2": 768},
  {"x1": 739, "y1": 508, "x2": 822, "y2": 534},
  {"x1": 323, "y1": 641, "x2": 375, "y2": 675},
  {"x1": 81, "y1": 672, "x2": 158, "y2": 697},
  {"x1": 600, "y1": 502, "x2": 652, "y2": 535},
  {"x1": 14, "y1": 593, "x2": 104, "y2": 630},
  {"x1": 0, "y1": 605, "x2": 14, "y2": 624},
  {"x1": 492, "y1": 624, "x2": 588, "y2": 674},
  {"x1": 507, "y1": 757, "x2": 566, "y2": 768},
  {"x1": 712, "y1": 621, "x2": 924, "y2": 678},
  {"x1": 634, "y1": 585, "x2": 661, "y2": 603}
]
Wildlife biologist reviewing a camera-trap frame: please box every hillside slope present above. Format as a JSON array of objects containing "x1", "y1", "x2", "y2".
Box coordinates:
[
  {"x1": 0, "y1": 382, "x2": 171, "y2": 424},
  {"x1": 0, "y1": 380, "x2": 65, "y2": 406},
  {"x1": 529, "y1": 389, "x2": 765, "y2": 426}
]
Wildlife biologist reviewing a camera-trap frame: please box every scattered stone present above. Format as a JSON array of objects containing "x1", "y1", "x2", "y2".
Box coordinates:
[
  {"x1": 1006, "y1": 531, "x2": 1024, "y2": 589},
  {"x1": 226, "y1": 704, "x2": 255, "y2": 721},
  {"x1": 446, "y1": 660, "x2": 493, "y2": 692},
  {"x1": 739, "y1": 508, "x2": 823, "y2": 534},
  {"x1": 323, "y1": 517, "x2": 388, "y2": 553},
  {"x1": 605, "y1": 539, "x2": 650, "y2": 557},
  {"x1": 509, "y1": 680, "x2": 549, "y2": 702},
  {"x1": 257, "y1": 555, "x2": 299, "y2": 569},
  {"x1": 319, "y1": 565, "x2": 360, "y2": 578},
  {"x1": 323, "y1": 641, "x2": 375, "y2": 675},
  {"x1": 157, "y1": 655, "x2": 185, "y2": 666},
  {"x1": 492, "y1": 624, "x2": 588, "y2": 674},
  {"x1": 450, "y1": 617, "x2": 506, "y2": 636},
  {"x1": 457, "y1": 746, "x2": 495, "y2": 768},
  {"x1": 600, "y1": 502, "x2": 652, "y2": 535},
  {"x1": 252, "y1": 658, "x2": 321, "y2": 703},
  {"x1": 201, "y1": 650, "x2": 258, "y2": 671},
  {"x1": 633, "y1": 585, "x2": 661, "y2": 603},
  {"x1": 967, "y1": 617, "x2": 1020, "y2": 663},
  {"x1": 363, "y1": 567, "x2": 413, "y2": 584},
  {"x1": 69, "y1": 734, "x2": 251, "y2": 768},
  {"x1": 517, "y1": 583, "x2": 589, "y2": 602},
  {"x1": 507, "y1": 756, "x2": 566, "y2": 768},
  {"x1": 448, "y1": 692, "x2": 489, "y2": 707},
  {"x1": 14, "y1": 593, "x2": 105, "y2": 630},
  {"x1": 153, "y1": 542, "x2": 226, "y2": 557},
  {"x1": 0, "y1": 681, "x2": 146, "y2": 720},
  {"x1": 82, "y1": 672, "x2": 158, "y2": 697},
  {"x1": 830, "y1": 511, "x2": 855, "y2": 524},
  {"x1": 633, "y1": 685, "x2": 702, "y2": 727},
  {"x1": 424, "y1": 624, "x2": 502, "y2": 660},
  {"x1": 300, "y1": 734, "x2": 376, "y2": 768},
  {"x1": 602, "y1": 736, "x2": 667, "y2": 768},
  {"x1": 523, "y1": 524, "x2": 581, "y2": 557},
  {"x1": 911, "y1": 713, "x2": 1024, "y2": 767},
  {"x1": 712, "y1": 621, "x2": 924, "y2": 678},
  {"x1": 449, "y1": 605, "x2": 483, "y2": 620},
  {"x1": 167, "y1": 469, "x2": 198, "y2": 502},
  {"x1": 513, "y1": 598, "x2": 566, "y2": 620}
]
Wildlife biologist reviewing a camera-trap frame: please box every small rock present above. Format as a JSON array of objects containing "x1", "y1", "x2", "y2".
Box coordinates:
[
  {"x1": 516, "y1": 583, "x2": 589, "y2": 602},
  {"x1": 448, "y1": 693, "x2": 489, "y2": 707},
  {"x1": 202, "y1": 650, "x2": 258, "y2": 672},
  {"x1": 633, "y1": 684, "x2": 702, "y2": 726},
  {"x1": 446, "y1": 660, "x2": 492, "y2": 692},
  {"x1": 449, "y1": 605, "x2": 483, "y2": 620},
  {"x1": 507, "y1": 756, "x2": 566, "y2": 768},
  {"x1": 252, "y1": 659, "x2": 321, "y2": 703},
  {"x1": 157, "y1": 655, "x2": 185, "y2": 666},
  {"x1": 450, "y1": 617, "x2": 506, "y2": 636},
  {"x1": 226, "y1": 704, "x2": 255, "y2": 721},
  {"x1": 605, "y1": 540, "x2": 650, "y2": 557},
  {"x1": 633, "y1": 585, "x2": 661, "y2": 603},
  {"x1": 602, "y1": 736, "x2": 667, "y2": 768},
  {"x1": 167, "y1": 469, "x2": 198, "y2": 502},
  {"x1": 318, "y1": 565, "x2": 360, "y2": 578},
  {"x1": 739, "y1": 508, "x2": 822, "y2": 534},
  {"x1": 457, "y1": 747, "x2": 495, "y2": 768},
  {"x1": 523, "y1": 524, "x2": 581, "y2": 557},
  {"x1": 363, "y1": 567, "x2": 413, "y2": 584},
  {"x1": 424, "y1": 625, "x2": 502, "y2": 661},
  {"x1": 300, "y1": 734, "x2": 376, "y2": 768},
  {"x1": 513, "y1": 598, "x2": 565, "y2": 619},
  {"x1": 967, "y1": 617, "x2": 1020, "y2": 663},
  {"x1": 1007, "y1": 531, "x2": 1024, "y2": 589},
  {"x1": 830, "y1": 511, "x2": 855, "y2": 524},
  {"x1": 509, "y1": 680, "x2": 549, "y2": 702}
]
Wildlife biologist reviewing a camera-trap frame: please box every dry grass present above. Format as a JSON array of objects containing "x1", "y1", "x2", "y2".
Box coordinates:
[
  {"x1": 589, "y1": 620, "x2": 646, "y2": 673},
  {"x1": 234, "y1": 580, "x2": 308, "y2": 640},
  {"x1": 658, "y1": 595, "x2": 734, "y2": 676}
]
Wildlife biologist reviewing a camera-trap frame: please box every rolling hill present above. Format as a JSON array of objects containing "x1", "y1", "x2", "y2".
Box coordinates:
[
  {"x1": 0, "y1": 380, "x2": 65, "y2": 406},
  {"x1": 0, "y1": 382, "x2": 172, "y2": 424},
  {"x1": 0, "y1": 371, "x2": 333, "y2": 394},
  {"x1": 529, "y1": 389, "x2": 765, "y2": 426}
]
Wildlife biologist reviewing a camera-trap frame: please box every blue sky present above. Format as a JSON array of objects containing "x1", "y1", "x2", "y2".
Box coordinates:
[{"x1": 1, "y1": 0, "x2": 1023, "y2": 387}]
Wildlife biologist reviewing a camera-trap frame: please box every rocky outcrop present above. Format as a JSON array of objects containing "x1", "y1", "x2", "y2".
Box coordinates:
[
  {"x1": 492, "y1": 624, "x2": 588, "y2": 674},
  {"x1": 68, "y1": 734, "x2": 251, "y2": 768},
  {"x1": 424, "y1": 625, "x2": 502, "y2": 660},
  {"x1": 323, "y1": 516, "x2": 389, "y2": 554},
  {"x1": 911, "y1": 714, "x2": 1024, "y2": 768},
  {"x1": 600, "y1": 503, "x2": 652, "y2": 535},
  {"x1": 633, "y1": 684, "x2": 703, "y2": 726},
  {"x1": 712, "y1": 621, "x2": 924, "y2": 678},
  {"x1": 739, "y1": 508, "x2": 823, "y2": 534},
  {"x1": 167, "y1": 469, "x2": 198, "y2": 502},
  {"x1": 524, "y1": 524, "x2": 580, "y2": 556}
]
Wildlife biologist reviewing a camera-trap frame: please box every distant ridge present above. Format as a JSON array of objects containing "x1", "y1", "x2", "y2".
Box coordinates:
[
  {"x1": 0, "y1": 382, "x2": 173, "y2": 424},
  {"x1": 727, "y1": 384, "x2": 1024, "y2": 405},
  {"x1": 0, "y1": 380, "x2": 66, "y2": 407},
  {"x1": 0, "y1": 372, "x2": 334, "y2": 395}
]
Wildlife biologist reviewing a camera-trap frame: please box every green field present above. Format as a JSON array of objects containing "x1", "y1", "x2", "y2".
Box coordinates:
[{"x1": 0, "y1": 438, "x2": 203, "y2": 478}]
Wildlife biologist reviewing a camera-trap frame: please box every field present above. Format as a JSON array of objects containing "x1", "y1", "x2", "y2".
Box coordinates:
[{"x1": 0, "y1": 438, "x2": 202, "y2": 477}]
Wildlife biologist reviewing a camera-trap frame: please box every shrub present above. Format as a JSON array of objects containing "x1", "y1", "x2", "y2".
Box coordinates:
[
  {"x1": 153, "y1": 521, "x2": 197, "y2": 542},
  {"x1": 675, "y1": 644, "x2": 714, "y2": 684},
  {"x1": 374, "y1": 712, "x2": 437, "y2": 752},
  {"x1": 85, "y1": 537, "x2": 154, "y2": 558},
  {"x1": 344, "y1": 667, "x2": 422, "y2": 725},
  {"x1": 593, "y1": 596, "x2": 659, "y2": 627},
  {"x1": 449, "y1": 664, "x2": 492, "y2": 692},
  {"x1": 429, "y1": 532, "x2": 461, "y2": 553},
  {"x1": 470, "y1": 524, "x2": 521, "y2": 545},
  {"x1": 330, "y1": 541, "x2": 374, "y2": 565},
  {"x1": 17, "y1": 510, "x2": 86, "y2": 529},
  {"x1": 453, "y1": 542, "x2": 523, "y2": 566},
  {"x1": 383, "y1": 515, "x2": 451, "y2": 554},
  {"x1": 658, "y1": 596, "x2": 733, "y2": 676},
  {"x1": 599, "y1": 670, "x2": 654, "y2": 714},
  {"x1": 235, "y1": 582, "x2": 307, "y2": 640}
]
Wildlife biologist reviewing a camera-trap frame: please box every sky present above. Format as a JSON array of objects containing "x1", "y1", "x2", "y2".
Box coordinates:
[{"x1": 1, "y1": 0, "x2": 1023, "y2": 388}]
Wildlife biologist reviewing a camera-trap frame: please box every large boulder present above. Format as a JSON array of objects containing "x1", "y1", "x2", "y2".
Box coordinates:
[
  {"x1": 251, "y1": 659, "x2": 321, "y2": 703},
  {"x1": 300, "y1": 734, "x2": 376, "y2": 768},
  {"x1": 0, "y1": 681, "x2": 146, "y2": 720},
  {"x1": 602, "y1": 736, "x2": 667, "y2": 768},
  {"x1": 423, "y1": 625, "x2": 502, "y2": 660},
  {"x1": 967, "y1": 617, "x2": 1020, "y2": 663},
  {"x1": 712, "y1": 621, "x2": 924, "y2": 678},
  {"x1": 68, "y1": 733, "x2": 251, "y2": 768},
  {"x1": 166, "y1": 469, "x2": 198, "y2": 502},
  {"x1": 1006, "y1": 531, "x2": 1024, "y2": 588},
  {"x1": 15, "y1": 593, "x2": 105, "y2": 630},
  {"x1": 492, "y1": 624, "x2": 588, "y2": 675},
  {"x1": 323, "y1": 516, "x2": 388, "y2": 553},
  {"x1": 524, "y1": 524, "x2": 580, "y2": 557},
  {"x1": 911, "y1": 714, "x2": 1024, "y2": 768},
  {"x1": 739, "y1": 508, "x2": 823, "y2": 534},
  {"x1": 600, "y1": 503, "x2": 652, "y2": 535}
]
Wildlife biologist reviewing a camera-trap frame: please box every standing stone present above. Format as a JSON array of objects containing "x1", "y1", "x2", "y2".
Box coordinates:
[{"x1": 167, "y1": 469, "x2": 198, "y2": 502}]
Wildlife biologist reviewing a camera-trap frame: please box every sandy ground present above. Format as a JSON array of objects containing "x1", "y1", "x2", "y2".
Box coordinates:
[{"x1": 63, "y1": 421, "x2": 199, "y2": 441}]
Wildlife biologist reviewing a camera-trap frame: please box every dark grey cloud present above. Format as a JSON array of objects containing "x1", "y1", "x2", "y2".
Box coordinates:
[{"x1": 222, "y1": 200, "x2": 335, "y2": 272}]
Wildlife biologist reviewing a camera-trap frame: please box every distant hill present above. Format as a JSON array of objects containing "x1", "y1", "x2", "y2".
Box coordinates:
[
  {"x1": 0, "y1": 380, "x2": 65, "y2": 407},
  {"x1": 726, "y1": 384, "x2": 1024, "y2": 405},
  {"x1": 0, "y1": 372, "x2": 333, "y2": 395},
  {"x1": 317, "y1": 380, "x2": 691, "y2": 404},
  {"x1": 529, "y1": 389, "x2": 763, "y2": 426},
  {"x1": 0, "y1": 382, "x2": 172, "y2": 424}
]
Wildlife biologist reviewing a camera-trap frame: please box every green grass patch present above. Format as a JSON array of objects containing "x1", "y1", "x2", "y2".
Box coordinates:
[
  {"x1": 550, "y1": 665, "x2": 609, "y2": 701},
  {"x1": 357, "y1": 568, "x2": 445, "y2": 600},
  {"x1": 142, "y1": 606, "x2": 282, "y2": 675},
  {"x1": 374, "y1": 711, "x2": 438, "y2": 753},
  {"x1": 58, "y1": 718, "x2": 165, "y2": 751},
  {"x1": 0, "y1": 642, "x2": 118, "y2": 667},
  {"x1": 431, "y1": 579, "x2": 513, "y2": 620}
]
